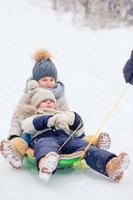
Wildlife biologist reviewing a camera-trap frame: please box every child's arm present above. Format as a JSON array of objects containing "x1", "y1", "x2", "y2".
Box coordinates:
[
  {"x1": 68, "y1": 112, "x2": 85, "y2": 138},
  {"x1": 123, "y1": 50, "x2": 133, "y2": 85},
  {"x1": 21, "y1": 115, "x2": 53, "y2": 133},
  {"x1": 22, "y1": 112, "x2": 85, "y2": 138},
  {"x1": 48, "y1": 111, "x2": 85, "y2": 138},
  {"x1": 8, "y1": 94, "x2": 28, "y2": 139}
]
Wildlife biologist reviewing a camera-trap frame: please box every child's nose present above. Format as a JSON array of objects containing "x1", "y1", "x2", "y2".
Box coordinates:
[
  {"x1": 47, "y1": 100, "x2": 51, "y2": 103},
  {"x1": 47, "y1": 81, "x2": 51, "y2": 85}
]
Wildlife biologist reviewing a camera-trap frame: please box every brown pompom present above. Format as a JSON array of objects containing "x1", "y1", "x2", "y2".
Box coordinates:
[{"x1": 33, "y1": 49, "x2": 53, "y2": 62}]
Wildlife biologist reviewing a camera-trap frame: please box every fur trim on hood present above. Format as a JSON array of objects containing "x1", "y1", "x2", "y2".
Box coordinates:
[{"x1": 18, "y1": 104, "x2": 37, "y2": 119}]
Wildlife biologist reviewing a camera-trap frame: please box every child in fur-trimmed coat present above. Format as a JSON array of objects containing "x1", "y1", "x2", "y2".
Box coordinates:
[
  {"x1": 1, "y1": 80, "x2": 110, "y2": 166},
  {"x1": 1, "y1": 82, "x2": 129, "y2": 183},
  {"x1": 0, "y1": 49, "x2": 111, "y2": 157},
  {"x1": 6, "y1": 48, "x2": 109, "y2": 148},
  {"x1": 8, "y1": 49, "x2": 69, "y2": 140}
]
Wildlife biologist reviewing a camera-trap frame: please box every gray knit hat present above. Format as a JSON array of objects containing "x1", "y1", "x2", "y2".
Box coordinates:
[
  {"x1": 27, "y1": 80, "x2": 56, "y2": 107},
  {"x1": 32, "y1": 49, "x2": 57, "y2": 81}
]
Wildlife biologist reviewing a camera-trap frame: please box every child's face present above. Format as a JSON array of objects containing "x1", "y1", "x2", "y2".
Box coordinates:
[
  {"x1": 38, "y1": 99, "x2": 55, "y2": 109},
  {"x1": 38, "y1": 76, "x2": 56, "y2": 88}
]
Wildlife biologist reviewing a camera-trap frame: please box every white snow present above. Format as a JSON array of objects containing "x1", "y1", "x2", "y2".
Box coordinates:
[{"x1": 0, "y1": 0, "x2": 133, "y2": 200}]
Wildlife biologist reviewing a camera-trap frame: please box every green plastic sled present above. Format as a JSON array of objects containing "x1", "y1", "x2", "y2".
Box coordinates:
[{"x1": 23, "y1": 151, "x2": 85, "y2": 172}]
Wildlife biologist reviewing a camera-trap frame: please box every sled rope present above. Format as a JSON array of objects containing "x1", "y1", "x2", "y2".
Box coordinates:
[
  {"x1": 81, "y1": 84, "x2": 129, "y2": 159},
  {"x1": 59, "y1": 122, "x2": 83, "y2": 152},
  {"x1": 59, "y1": 85, "x2": 129, "y2": 158}
]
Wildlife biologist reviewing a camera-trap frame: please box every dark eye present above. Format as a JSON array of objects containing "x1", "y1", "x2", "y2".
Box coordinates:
[{"x1": 50, "y1": 100, "x2": 54, "y2": 103}]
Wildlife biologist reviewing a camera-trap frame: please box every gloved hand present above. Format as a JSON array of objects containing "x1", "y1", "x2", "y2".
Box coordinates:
[
  {"x1": 83, "y1": 135, "x2": 98, "y2": 145},
  {"x1": 47, "y1": 114, "x2": 58, "y2": 127},
  {"x1": 54, "y1": 113, "x2": 69, "y2": 130},
  {"x1": 48, "y1": 112, "x2": 75, "y2": 130}
]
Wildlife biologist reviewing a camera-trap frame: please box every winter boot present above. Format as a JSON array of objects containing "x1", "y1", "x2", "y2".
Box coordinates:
[
  {"x1": 96, "y1": 132, "x2": 111, "y2": 150},
  {"x1": 106, "y1": 152, "x2": 129, "y2": 183},
  {"x1": 39, "y1": 152, "x2": 59, "y2": 181},
  {"x1": 83, "y1": 132, "x2": 111, "y2": 150},
  {"x1": 1, "y1": 139, "x2": 23, "y2": 169}
]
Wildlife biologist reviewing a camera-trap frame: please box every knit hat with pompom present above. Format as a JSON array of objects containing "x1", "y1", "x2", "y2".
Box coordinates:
[
  {"x1": 26, "y1": 80, "x2": 56, "y2": 107},
  {"x1": 32, "y1": 49, "x2": 57, "y2": 81}
]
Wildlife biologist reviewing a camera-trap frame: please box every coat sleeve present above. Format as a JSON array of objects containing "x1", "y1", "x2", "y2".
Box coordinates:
[
  {"x1": 123, "y1": 50, "x2": 133, "y2": 85},
  {"x1": 21, "y1": 115, "x2": 53, "y2": 133},
  {"x1": 69, "y1": 112, "x2": 85, "y2": 138},
  {"x1": 8, "y1": 94, "x2": 28, "y2": 138}
]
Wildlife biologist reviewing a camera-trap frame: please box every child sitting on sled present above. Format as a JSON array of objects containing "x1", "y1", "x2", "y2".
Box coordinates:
[
  {"x1": 0, "y1": 79, "x2": 110, "y2": 167},
  {"x1": 1, "y1": 83, "x2": 129, "y2": 183},
  {"x1": 0, "y1": 49, "x2": 111, "y2": 158},
  {"x1": 7, "y1": 49, "x2": 110, "y2": 148},
  {"x1": 8, "y1": 49, "x2": 69, "y2": 141}
]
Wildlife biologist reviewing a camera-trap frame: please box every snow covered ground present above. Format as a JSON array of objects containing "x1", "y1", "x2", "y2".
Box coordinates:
[{"x1": 0, "y1": 0, "x2": 133, "y2": 200}]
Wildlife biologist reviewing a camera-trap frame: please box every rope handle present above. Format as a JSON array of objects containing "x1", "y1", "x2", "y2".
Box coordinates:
[
  {"x1": 59, "y1": 84, "x2": 129, "y2": 158},
  {"x1": 81, "y1": 84, "x2": 129, "y2": 159},
  {"x1": 59, "y1": 122, "x2": 83, "y2": 152}
]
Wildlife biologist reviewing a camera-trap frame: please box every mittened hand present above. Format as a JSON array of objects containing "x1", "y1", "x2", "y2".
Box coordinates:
[
  {"x1": 54, "y1": 114, "x2": 69, "y2": 130},
  {"x1": 83, "y1": 135, "x2": 97, "y2": 145},
  {"x1": 47, "y1": 115, "x2": 59, "y2": 128},
  {"x1": 48, "y1": 113, "x2": 69, "y2": 130},
  {"x1": 48, "y1": 112, "x2": 75, "y2": 130}
]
